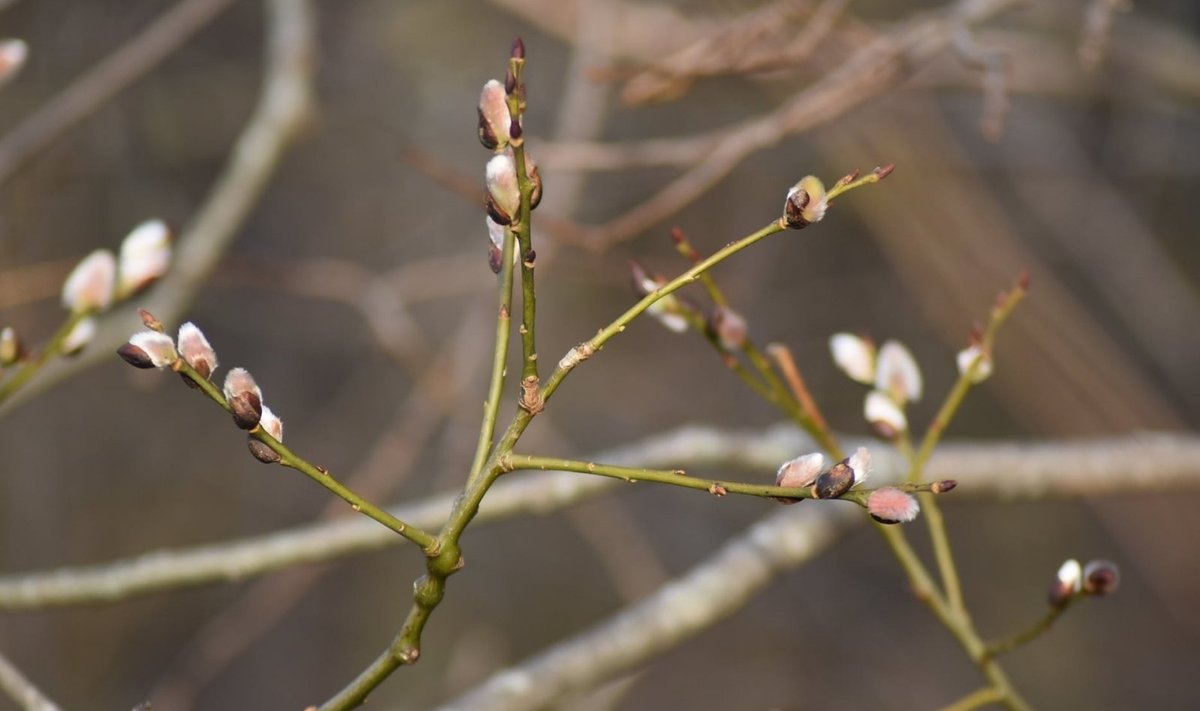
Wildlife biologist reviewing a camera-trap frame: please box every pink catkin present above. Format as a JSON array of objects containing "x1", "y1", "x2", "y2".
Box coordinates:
[{"x1": 867, "y1": 487, "x2": 920, "y2": 523}]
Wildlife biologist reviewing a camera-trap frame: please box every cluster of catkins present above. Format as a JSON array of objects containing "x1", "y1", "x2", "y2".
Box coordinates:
[
  {"x1": 117, "y1": 317, "x2": 284, "y2": 463},
  {"x1": 2, "y1": 221, "x2": 171, "y2": 369},
  {"x1": 478, "y1": 39, "x2": 542, "y2": 272}
]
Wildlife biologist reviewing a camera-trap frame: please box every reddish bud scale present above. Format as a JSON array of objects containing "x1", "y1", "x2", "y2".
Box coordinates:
[
  {"x1": 509, "y1": 119, "x2": 523, "y2": 141},
  {"x1": 139, "y1": 309, "x2": 164, "y2": 332},
  {"x1": 505, "y1": 68, "x2": 517, "y2": 94},
  {"x1": 230, "y1": 391, "x2": 263, "y2": 430},
  {"x1": 874, "y1": 164, "x2": 896, "y2": 179},
  {"x1": 931, "y1": 479, "x2": 958, "y2": 494},
  {"x1": 1017, "y1": 269, "x2": 1031, "y2": 290},
  {"x1": 511, "y1": 37, "x2": 525, "y2": 59}
]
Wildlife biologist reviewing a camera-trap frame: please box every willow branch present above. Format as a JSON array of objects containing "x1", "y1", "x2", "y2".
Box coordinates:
[
  {"x1": 1, "y1": 428, "x2": 1196, "y2": 610},
  {"x1": 0, "y1": 650, "x2": 61, "y2": 711},
  {"x1": 0, "y1": 0, "x2": 316, "y2": 415}
]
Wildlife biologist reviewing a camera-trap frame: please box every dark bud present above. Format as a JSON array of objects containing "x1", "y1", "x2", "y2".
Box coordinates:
[
  {"x1": 784, "y1": 188, "x2": 809, "y2": 229},
  {"x1": 477, "y1": 107, "x2": 499, "y2": 150},
  {"x1": 117, "y1": 343, "x2": 155, "y2": 369},
  {"x1": 813, "y1": 462, "x2": 854, "y2": 499},
  {"x1": 1083, "y1": 560, "x2": 1120, "y2": 597},
  {"x1": 488, "y1": 243, "x2": 504, "y2": 274},
  {"x1": 486, "y1": 194, "x2": 512, "y2": 226},
  {"x1": 931, "y1": 479, "x2": 958, "y2": 494},
  {"x1": 247, "y1": 436, "x2": 281, "y2": 464},
  {"x1": 509, "y1": 118, "x2": 523, "y2": 141},
  {"x1": 505, "y1": 67, "x2": 517, "y2": 95},
  {"x1": 523, "y1": 249, "x2": 537, "y2": 267},
  {"x1": 511, "y1": 36, "x2": 526, "y2": 59},
  {"x1": 138, "y1": 308, "x2": 164, "y2": 332},
  {"x1": 229, "y1": 390, "x2": 263, "y2": 430},
  {"x1": 528, "y1": 163, "x2": 543, "y2": 209},
  {"x1": 179, "y1": 372, "x2": 201, "y2": 390}
]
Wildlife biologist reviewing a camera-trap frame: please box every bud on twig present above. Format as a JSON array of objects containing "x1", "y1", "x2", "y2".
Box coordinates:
[
  {"x1": 957, "y1": 344, "x2": 993, "y2": 383},
  {"x1": 783, "y1": 176, "x2": 827, "y2": 229},
  {"x1": 118, "y1": 331, "x2": 178, "y2": 368},
  {"x1": 486, "y1": 153, "x2": 520, "y2": 225},
  {"x1": 814, "y1": 461, "x2": 854, "y2": 499},
  {"x1": 116, "y1": 220, "x2": 171, "y2": 299},
  {"x1": 248, "y1": 437, "x2": 280, "y2": 464},
  {"x1": 223, "y1": 367, "x2": 263, "y2": 430},
  {"x1": 1048, "y1": 559, "x2": 1082, "y2": 608},
  {"x1": 709, "y1": 305, "x2": 747, "y2": 351},
  {"x1": 0, "y1": 327, "x2": 22, "y2": 365},
  {"x1": 829, "y1": 332, "x2": 876, "y2": 385},
  {"x1": 867, "y1": 486, "x2": 921, "y2": 524},
  {"x1": 477, "y1": 79, "x2": 511, "y2": 150},
  {"x1": 1082, "y1": 559, "x2": 1119, "y2": 597},
  {"x1": 865, "y1": 389, "x2": 907, "y2": 438},
  {"x1": 875, "y1": 340, "x2": 922, "y2": 404},
  {"x1": 61, "y1": 317, "x2": 96, "y2": 356},
  {"x1": 177, "y1": 322, "x2": 218, "y2": 380},
  {"x1": 62, "y1": 249, "x2": 116, "y2": 314},
  {"x1": 774, "y1": 452, "x2": 823, "y2": 503}
]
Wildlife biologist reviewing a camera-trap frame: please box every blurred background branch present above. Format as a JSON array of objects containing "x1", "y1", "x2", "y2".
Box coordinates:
[{"x1": 1, "y1": 427, "x2": 1196, "y2": 611}]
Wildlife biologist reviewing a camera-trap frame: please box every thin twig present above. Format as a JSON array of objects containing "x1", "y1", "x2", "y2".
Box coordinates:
[
  {"x1": 0, "y1": 0, "x2": 316, "y2": 415},
  {"x1": 0, "y1": 649, "x2": 61, "y2": 711},
  {"x1": 1, "y1": 428, "x2": 1196, "y2": 610}
]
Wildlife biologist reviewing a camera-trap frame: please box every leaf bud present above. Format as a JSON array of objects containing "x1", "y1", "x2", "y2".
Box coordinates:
[{"x1": 247, "y1": 437, "x2": 281, "y2": 464}]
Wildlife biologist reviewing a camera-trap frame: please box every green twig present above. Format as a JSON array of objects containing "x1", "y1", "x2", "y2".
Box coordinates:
[
  {"x1": 0, "y1": 311, "x2": 87, "y2": 404},
  {"x1": 937, "y1": 686, "x2": 1005, "y2": 711},
  {"x1": 984, "y1": 603, "x2": 1070, "y2": 661},
  {"x1": 174, "y1": 360, "x2": 437, "y2": 551},
  {"x1": 507, "y1": 54, "x2": 542, "y2": 412}
]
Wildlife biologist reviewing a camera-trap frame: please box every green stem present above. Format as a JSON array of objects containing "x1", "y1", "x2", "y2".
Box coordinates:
[
  {"x1": 541, "y1": 220, "x2": 787, "y2": 403},
  {"x1": 0, "y1": 311, "x2": 86, "y2": 404},
  {"x1": 175, "y1": 361, "x2": 437, "y2": 551},
  {"x1": 984, "y1": 603, "x2": 1070, "y2": 661},
  {"x1": 467, "y1": 220, "x2": 518, "y2": 487},
  {"x1": 509, "y1": 84, "x2": 540, "y2": 397},
  {"x1": 937, "y1": 686, "x2": 1005, "y2": 711}
]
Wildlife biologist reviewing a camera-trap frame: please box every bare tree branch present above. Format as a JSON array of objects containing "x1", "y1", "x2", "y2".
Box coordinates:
[
  {"x1": 0, "y1": 427, "x2": 1196, "y2": 610},
  {"x1": 436, "y1": 504, "x2": 860, "y2": 711},
  {"x1": 0, "y1": 650, "x2": 61, "y2": 711}
]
